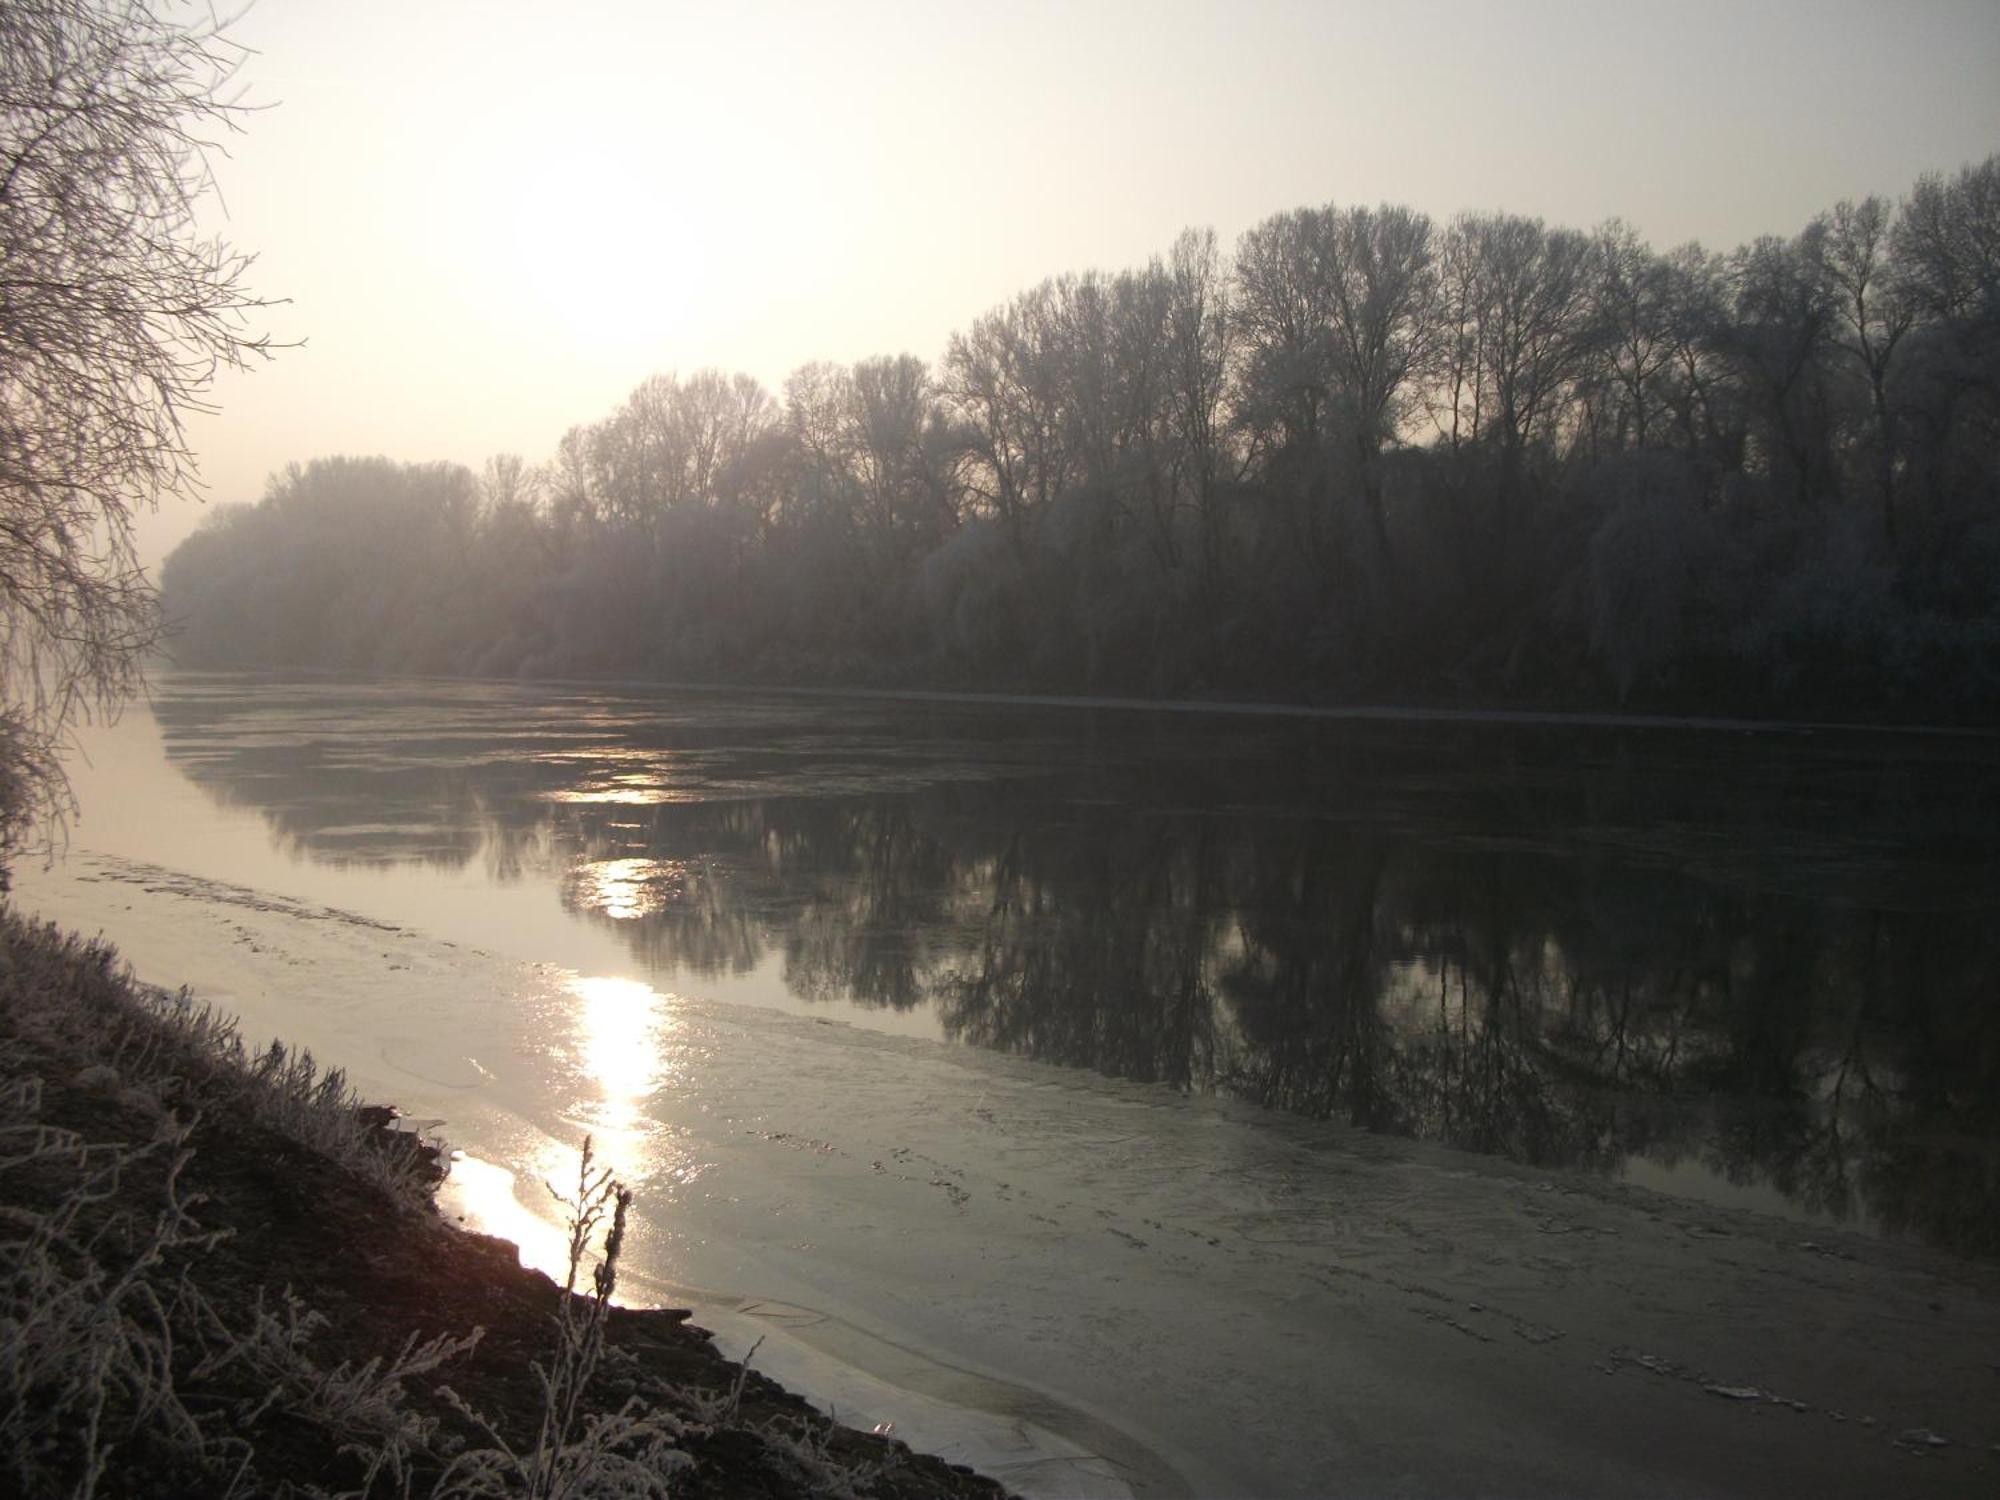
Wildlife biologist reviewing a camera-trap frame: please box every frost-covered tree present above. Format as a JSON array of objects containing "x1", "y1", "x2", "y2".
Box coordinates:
[
  {"x1": 1822, "y1": 197, "x2": 1913, "y2": 537},
  {"x1": 0, "y1": 0, "x2": 273, "y2": 848}
]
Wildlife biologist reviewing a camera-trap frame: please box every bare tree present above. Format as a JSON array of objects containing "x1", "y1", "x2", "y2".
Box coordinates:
[
  {"x1": 1894, "y1": 157, "x2": 2000, "y2": 325},
  {"x1": 1424, "y1": 220, "x2": 1486, "y2": 449},
  {"x1": 1458, "y1": 214, "x2": 1598, "y2": 468},
  {"x1": 943, "y1": 283, "x2": 1073, "y2": 545},
  {"x1": 1654, "y1": 242, "x2": 1733, "y2": 470},
  {"x1": 848, "y1": 353, "x2": 941, "y2": 550},
  {"x1": 1589, "y1": 220, "x2": 1680, "y2": 452},
  {"x1": 0, "y1": 0, "x2": 275, "y2": 849},
  {"x1": 1320, "y1": 205, "x2": 1437, "y2": 561},
  {"x1": 1720, "y1": 227, "x2": 1839, "y2": 509},
  {"x1": 1823, "y1": 197, "x2": 1913, "y2": 539},
  {"x1": 1163, "y1": 227, "x2": 1237, "y2": 598},
  {"x1": 1233, "y1": 208, "x2": 1338, "y2": 454}
]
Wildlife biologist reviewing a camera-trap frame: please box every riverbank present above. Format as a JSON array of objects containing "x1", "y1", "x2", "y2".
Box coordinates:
[{"x1": 0, "y1": 907, "x2": 1011, "y2": 1498}]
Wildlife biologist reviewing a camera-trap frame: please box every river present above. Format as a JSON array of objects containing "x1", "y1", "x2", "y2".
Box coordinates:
[{"x1": 14, "y1": 672, "x2": 2000, "y2": 1497}]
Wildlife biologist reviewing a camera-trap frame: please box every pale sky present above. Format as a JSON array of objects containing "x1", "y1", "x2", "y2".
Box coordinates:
[{"x1": 144, "y1": 0, "x2": 2000, "y2": 568}]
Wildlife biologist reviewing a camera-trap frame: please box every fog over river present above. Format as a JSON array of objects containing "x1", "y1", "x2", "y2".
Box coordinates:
[{"x1": 15, "y1": 674, "x2": 2000, "y2": 1497}]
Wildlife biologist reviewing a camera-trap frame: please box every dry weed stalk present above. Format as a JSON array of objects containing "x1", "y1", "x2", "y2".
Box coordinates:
[{"x1": 436, "y1": 1136, "x2": 693, "y2": 1498}]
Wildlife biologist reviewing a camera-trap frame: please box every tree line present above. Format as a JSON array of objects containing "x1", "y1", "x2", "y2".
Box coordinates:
[{"x1": 162, "y1": 157, "x2": 2000, "y2": 719}]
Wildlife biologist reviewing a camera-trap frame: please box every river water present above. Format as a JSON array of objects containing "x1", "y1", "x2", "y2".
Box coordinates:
[{"x1": 16, "y1": 673, "x2": 2000, "y2": 1497}]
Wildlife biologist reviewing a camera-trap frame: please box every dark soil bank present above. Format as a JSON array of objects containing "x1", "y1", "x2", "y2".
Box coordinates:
[{"x1": 0, "y1": 910, "x2": 1010, "y2": 1499}]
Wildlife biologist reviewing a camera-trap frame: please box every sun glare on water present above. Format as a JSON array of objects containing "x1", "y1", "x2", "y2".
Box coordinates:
[
  {"x1": 444, "y1": 972, "x2": 692, "y2": 1285},
  {"x1": 569, "y1": 857, "x2": 687, "y2": 920},
  {"x1": 573, "y1": 973, "x2": 671, "y2": 1117}
]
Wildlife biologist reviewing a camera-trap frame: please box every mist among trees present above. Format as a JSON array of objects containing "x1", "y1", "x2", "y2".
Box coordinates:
[{"x1": 163, "y1": 158, "x2": 2000, "y2": 719}]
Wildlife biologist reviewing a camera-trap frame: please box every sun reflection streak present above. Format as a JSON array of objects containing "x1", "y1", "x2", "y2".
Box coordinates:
[
  {"x1": 567, "y1": 857, "x2": 686, "y2": 921},
  {"x1": 577, "y1": 974, "x2": 666, "y2": 1106},
  {"x1": 446, "y1": 974, "x2": 700, "y2": 1293},
  {"x1": 557, "y1": 973, "x2": 675, "y2": 1173},
  {"x1": 543, "y1": 787, "x2": 690, "y2": 806}
]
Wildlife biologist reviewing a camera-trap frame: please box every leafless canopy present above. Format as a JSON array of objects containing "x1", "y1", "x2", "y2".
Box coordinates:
[{"x1": 0, "y1": 0, "x2": 274, "y2": 848}]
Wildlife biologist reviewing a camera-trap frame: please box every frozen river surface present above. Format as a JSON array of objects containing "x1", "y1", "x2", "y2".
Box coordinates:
[{"x1": 14, "y1": 675, "x2": 2000, "y2": 1497}]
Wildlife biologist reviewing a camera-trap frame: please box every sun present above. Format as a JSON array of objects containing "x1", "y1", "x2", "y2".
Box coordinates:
[{"x1": 496, "y1": 145, "x2": 714, "y2": 359}]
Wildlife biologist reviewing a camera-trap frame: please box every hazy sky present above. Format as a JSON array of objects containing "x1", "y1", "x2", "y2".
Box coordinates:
[{"x1": 148, "y1": 0, "x2": 2000, "y2": 567}]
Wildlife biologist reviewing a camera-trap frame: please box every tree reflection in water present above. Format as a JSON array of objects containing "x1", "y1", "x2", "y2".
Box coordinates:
[{"x1": 154, "y1": 681, "x2": 2000, "y2": 1258}]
